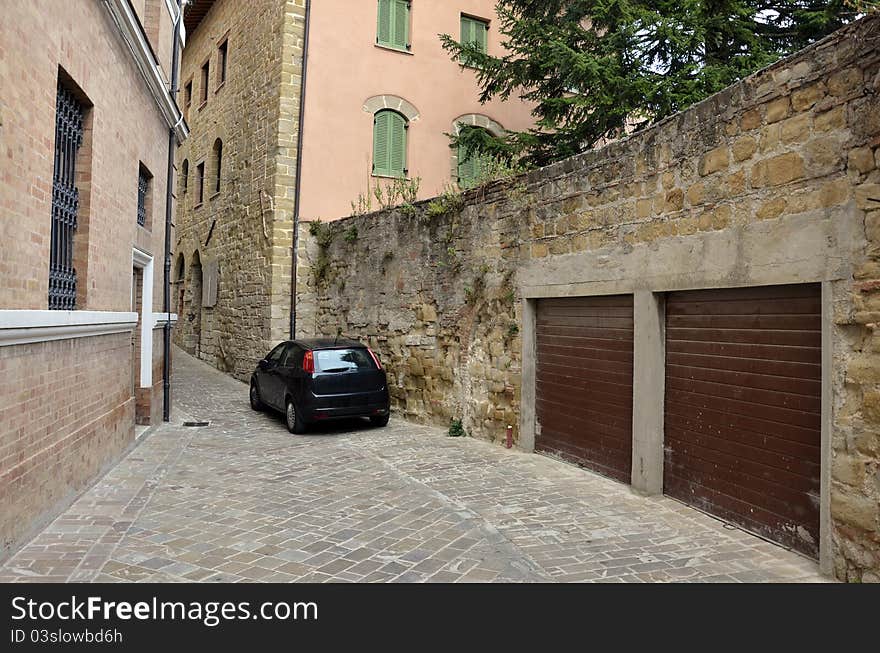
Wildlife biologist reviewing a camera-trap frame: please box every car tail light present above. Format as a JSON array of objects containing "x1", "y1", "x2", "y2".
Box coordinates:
[
  {"x1": 303, "y1": 350, "x2": 314, "y2": 374},
  {"x1": 367, "y1": 348, "x2": 383, "y2": 370}
]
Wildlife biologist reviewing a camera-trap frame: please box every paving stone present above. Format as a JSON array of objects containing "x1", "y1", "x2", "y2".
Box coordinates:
[{"x1": 0, "y1": 348, "x2": 830, "y2": 584}]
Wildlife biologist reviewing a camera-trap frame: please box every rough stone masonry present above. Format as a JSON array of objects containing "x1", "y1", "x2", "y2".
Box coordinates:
[{"x1": 296, "y1": 16, "x2": 880, "y2": 582}]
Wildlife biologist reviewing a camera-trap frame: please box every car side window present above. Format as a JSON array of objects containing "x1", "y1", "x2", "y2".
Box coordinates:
[
  {"x1": 267, "y1": 344, "x2": 286, "y2": 362},
  {"x1": 280, "y1": 344, "x2": 301, "y2": 368}
]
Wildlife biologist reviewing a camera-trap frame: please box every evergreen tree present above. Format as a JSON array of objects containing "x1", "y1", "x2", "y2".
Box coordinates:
[{"x1": 441, "y1": 1, "x2": 858, "y2": 168}]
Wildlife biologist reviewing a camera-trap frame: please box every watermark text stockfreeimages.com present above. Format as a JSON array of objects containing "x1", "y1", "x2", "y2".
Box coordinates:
[{"x1": 10, "y1": 595, "x2": 317, "y2": 628}]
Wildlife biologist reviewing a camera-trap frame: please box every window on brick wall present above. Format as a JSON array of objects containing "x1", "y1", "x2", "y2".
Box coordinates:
[
  {"x1": 49, "y1": 76, "x2": 89, "y2": 310},
  {"x1": 184, "y1": 79, "x2": 192, "y2": 120},
  {"x1": 200, "y1": 60, "x2": 209, "y2": 105},
  {"x1": 218, "y1": 38, "x2": 228, "y2": 86},
  {"x1": 137, "y1": 163, "x2": 152, "y2": 229},
  {"x1": 181, "y1": 159, "x2": 189, "y2": 195},
  {"x1": 196, "y1": 161, "x2": 205, "y2": 204},
  {"x1": 212, "y1": 139, "x2": 223, "y2": 195}
]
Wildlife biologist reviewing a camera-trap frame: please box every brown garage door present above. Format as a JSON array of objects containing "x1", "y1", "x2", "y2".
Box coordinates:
[
  {"x1": 536, "y1": 296, "x2": 633, "y2": 483},
  {"x1": 664, "y1": 284, "x2": 821, "y2": 558}
]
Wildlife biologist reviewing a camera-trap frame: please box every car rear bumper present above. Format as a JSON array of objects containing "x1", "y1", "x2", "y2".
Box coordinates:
[
  {"x1": 303, "y1": 389, "x2": 390, "y2": 422},
  {"x1": 307, "y1": 403, "x2": 390, "y2": 422}
]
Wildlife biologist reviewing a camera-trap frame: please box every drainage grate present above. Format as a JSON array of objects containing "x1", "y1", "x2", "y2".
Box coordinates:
[{"x1": 182, "y1": 421, "x2": 210, "y2": 427}]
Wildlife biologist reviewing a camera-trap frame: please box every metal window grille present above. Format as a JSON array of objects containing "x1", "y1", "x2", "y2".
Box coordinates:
[
  {"x1": 49, "y1": 81, "x2": 84, "y2": 310},
  {"x1": 137, "y1": 167, "x2": 148, "y2": 226}
]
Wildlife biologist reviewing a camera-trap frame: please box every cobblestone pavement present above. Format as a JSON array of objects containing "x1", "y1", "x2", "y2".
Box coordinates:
[{"x1": 1, "y1": 348, "x2": 828, "y2": 583}]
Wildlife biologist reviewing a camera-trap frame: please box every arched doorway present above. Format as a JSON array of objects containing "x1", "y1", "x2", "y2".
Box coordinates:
[
  {"x1": 174, "y1": 252, "x2": 185, "y2": 315},
  {"x1": 187, "y1": 251, "x2": 203, "y2": 357}
]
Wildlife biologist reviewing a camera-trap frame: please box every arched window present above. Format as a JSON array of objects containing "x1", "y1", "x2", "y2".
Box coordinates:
[
  {"x1": 212, "y1": 139, "x2": 223, "y2": 194},
  {"x1": 181, "y1": 159, "x2": 189, "y2": 194},
  {"x1": 372, "y1": 110, "x2": 407, "y2": 178},
  {"x1": 457, "y1": 131, "x2": 491, "y2": 189}
]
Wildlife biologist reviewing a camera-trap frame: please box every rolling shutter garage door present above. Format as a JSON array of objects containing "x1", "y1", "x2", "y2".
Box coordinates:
[
  {"x1": 664, "y1": 284, "x2": 821, "y2": 558},
  {"x1": 536, "y1": 296, "x2": 633, "y2": 483}
]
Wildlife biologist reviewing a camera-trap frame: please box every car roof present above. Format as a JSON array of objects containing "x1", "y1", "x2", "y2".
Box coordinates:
[{"x1": 290, "y1": 337, "x2": 367, "y2": 350}]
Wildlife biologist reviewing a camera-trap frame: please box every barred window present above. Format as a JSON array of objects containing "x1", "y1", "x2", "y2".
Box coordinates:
[
  {"x1": 49, "y1": 80, "x2": 85, "y2": 310},
  {"x1": 137, "y1": 164, "x2": 151, "y2": 227}
]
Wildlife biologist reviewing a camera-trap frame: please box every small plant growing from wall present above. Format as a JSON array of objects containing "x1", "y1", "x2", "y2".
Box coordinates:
[
  {"x1": 448, "y1": 419, "x2": 467, "y2": 438},
  {"x1": 351, "y1": 177, "x2": 421, "y2": 215},
  {"x1": 343, "y1": 226, "x2": 358, "y2": 243},
  {"x1": 426, "y1": 185, "x2": 464, "y2": 218},
  {"x1": 309, "y1": 221, "x2": 336, "y2": 285}
]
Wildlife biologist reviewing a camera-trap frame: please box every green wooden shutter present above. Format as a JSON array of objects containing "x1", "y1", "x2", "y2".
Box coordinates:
[
  {"x1": 476, "y1": 20, "x2": 488, "y2": 53},
  {"x1": 377, "y1": 0, "x2": 391, "y2": 46},
  {"x1": 457, "y1": 142, "x2": 477, "y2": 188},
  {"x1": 374, "y1": 110, "x2": 406, "y2": 178},
  {"x1": 460, "y1": 16, "x2": 487, "y2": 65},
  {"x1": 389, "y1": 111, "x2": 406, "y2": 177},
  {"x1": 373, "y1": 111, "x2": 391, "y2": 176},
  {"x1": 392, "y1": 0, "x2": 410, "y2": 50}
]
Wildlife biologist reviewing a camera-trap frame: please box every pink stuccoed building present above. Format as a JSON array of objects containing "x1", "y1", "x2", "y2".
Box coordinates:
[
  {"x1": 172, "y1": 0, "x2": 536, "y2": 376},
  {"x1": 299, "y1": 0, "x2": 536, "y2": 220}
]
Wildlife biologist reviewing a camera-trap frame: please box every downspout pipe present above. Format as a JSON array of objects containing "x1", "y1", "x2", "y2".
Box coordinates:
[
  {"x1": 290, "y1": 0, "x2": 311, "y2": 340},
  {"x1": 163, "y1": 0, "x2": 183, "y2": 421}
]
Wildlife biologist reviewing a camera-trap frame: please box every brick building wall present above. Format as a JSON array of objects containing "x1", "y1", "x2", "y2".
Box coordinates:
[
  {"x1": 0, "y1": 0, "x2": 183, "y2": 559},
  {"x1": 174, "y1": 0, "x2": 306, "y2": 379},
  {"x1": 296, "y1": 17, "x2": 880, "y2": 580}
]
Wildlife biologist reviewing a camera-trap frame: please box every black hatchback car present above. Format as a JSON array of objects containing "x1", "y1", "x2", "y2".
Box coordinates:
[{"x1": 249, "y1": 338, "x2": 390, "y2": 434}]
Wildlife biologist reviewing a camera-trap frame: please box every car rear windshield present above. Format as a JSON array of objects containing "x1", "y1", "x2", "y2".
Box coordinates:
[{"x1": 315, "y1": 348, "x2": 376, "y2": 373}]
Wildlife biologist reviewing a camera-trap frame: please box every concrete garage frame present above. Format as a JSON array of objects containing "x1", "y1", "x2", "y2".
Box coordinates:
[{"x1": 517, "y1": 211, "x2": 855, "y2": 575}]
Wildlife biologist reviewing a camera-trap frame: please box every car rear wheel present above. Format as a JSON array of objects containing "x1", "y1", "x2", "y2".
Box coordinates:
[
  {"x1": 370, "y1": 414, "x2": 390, "y2": 427},
  {"x1": 249, "y1": 380, "x2": 264, "y2": 411},
  {"x1": 285, "y1": 398, "x2": 307, "y2": 434}
]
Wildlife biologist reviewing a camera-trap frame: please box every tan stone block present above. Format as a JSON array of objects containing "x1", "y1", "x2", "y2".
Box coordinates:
[
  {"x1": 531, "y1": 243, "x2": 548, "y2": 258},
  {"x1": 548, "y1": 238, "x2": 570, "y2": 255},
  {"x1": 848, "y1": 357, "x2": 880, "y2": 384},
  {"x1": 779, "y1": 113, "x2": 811, "y2": 143},
  {"x1": 815, "y1": 106, "x2": 845, "y2": 132},
  {"x1": 791, "y1": 82, "x2": 826, "y2": 112},
  {"x1": 759, "y1": 123, "x2": 781, "y2": 152},
  {"x1": 827, "y1": 67, "x2": 862, "y2": 97},
  {"x1": 697, "y1": 211, "x2": 712, "y2": 231},
  {"x1": 856, "y1": 186, "x2": 880, "y2": 211},
  {"x1": 732, "y1": 135, "x2": 757, "y2": 162},
  {"x1": 863, "y1": 390, "x2": 880, "y2": 425},
  {"x1": 765, "y1": 96, "x2": 790, "y2": 123},
  {"x1": 806, "y1": 135, "x2": 844, "y2": 173},
  {"x1": 854, "y1": 260, "x2": 880, "y2": 280},
  {"x1": 756, "y1": 197, "x2": 787, "y2": 220},
  {"x1": 867, "y1": 210, "x2": 880, "y2": 245},
  {"x1": 635, "y1": 197, "x2": 653, "y2": 218},
  {"x1": 686, "y1": 183, "x2": 704, "y2": 206},
  {"x1": 712, "y1": 205, "x2": 731, "y2": 229},
  {"x1": 421, "y1": 304, "x2": 437, "y2": 323},
  {"x1": 741, "y1": 107, "x2": 762, "y2": 131},
  {"x1": 751, "y1": 152, "x2": 805, "y2": 187},
  {"x1": 819, "y1": 178, "x2": 850, "y2": 208},
  {"x1": 571, "y1": 234, "x2": 590, "y2": 252},
  {"x1": 665, "y1": 188, "x2": 684, "y2": 212},
  {"x1": 833, "y1": 453, "x2": 866, "y2": 486},
  {"x1": 831, "y1": 492, "x2": 878, "y2": 532},
  {"x1": 848, "y1": 147, "x2": 876, "y2": 175},
  {"x1": 531, "y1": 223, "x2": 544, "y2": 239},
  {"x1": 699, "y1": 146, "x2": 729, "y2": 176},
  {"x1": 725, "y1": 170, "x2": 746, "y2": 195}
]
